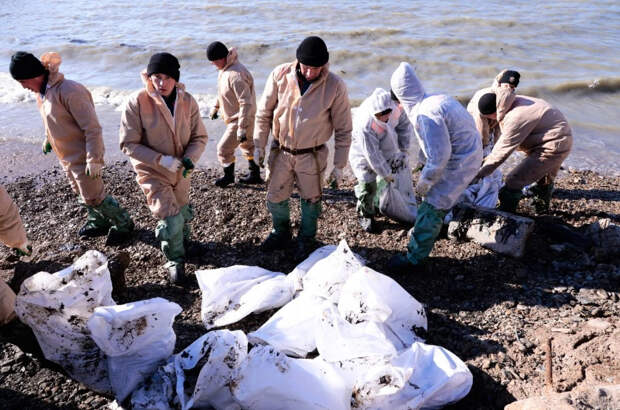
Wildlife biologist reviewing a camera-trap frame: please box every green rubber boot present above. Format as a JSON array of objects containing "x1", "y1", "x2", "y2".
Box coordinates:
[
  {"x1": 531, "y1": 182, "x2": 554, "y2": 214},
  {"x1": 155, "y1": 212, "x2": 186, "y2": 284},
  {"x1": 296, "y1": 199, "x2": 322, "y2": 260},
  {"x1": 180, "y1": 203, "x2": 195, "y2": 244},
  {"x1": 405, "y1": 201, "x2": 446, "y2": 265},
  {"x1": 498, "y1": 186, "x2": 523, "y2": 213},
  {"x1": 354, "y1": 180, "x2": 378, "y2": 232},
  {"x1": 261, "y1": 200, "x2": 292, "y2": 251},
  {"x1": 79, "y1": 203, "x2": 112, "y2": 238}
]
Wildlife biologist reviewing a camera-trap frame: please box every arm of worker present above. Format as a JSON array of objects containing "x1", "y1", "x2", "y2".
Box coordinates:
[
  {"x1": 253, "y1": 67, "x2": 279, "y2": 151},
  {"x1": 119, "y1": 97, "x2": 162, "y2": 166},
  {"x1": 394, "y1": 108, "x2": 413, "y2": 152},
  {"x1": 183, "y1": 97, "x2": 209, "y2": 164},
  {"x1": 231, "y1": 74, "x2": 255, "y2": 142},
  {"x1": 330, "y1": 79, "x2": 353, "y2": 170}
]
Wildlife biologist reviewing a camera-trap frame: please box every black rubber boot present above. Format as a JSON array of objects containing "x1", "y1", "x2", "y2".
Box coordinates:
[
  {"x1": 215, "y1": 163, "x2": 235, "y2": 187},
  {"x1": 239, "y1": 160, "x2": 263, "y2": 184}
]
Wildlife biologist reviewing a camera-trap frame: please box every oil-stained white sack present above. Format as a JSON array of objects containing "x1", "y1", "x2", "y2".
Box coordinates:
[
  {"x1": 459, "y1": 168, "x2": 503, "y2": 209},
  {"x1": 230, "y1": 345, "x2": 350, "y2": 410},
  {"x1": 15, "y1": 250, "x2": 113, "y2": 393},
  {"x1": 248, "y1": 292, "x2": 328, "y2": 358},
  {"x1": 378, "y1": 155, "x2": 417, "y2": 224},
  {"x1": 130, "y1": 360, "x2": 176, "y2": 410},
  {"x1": 339, "y1": 266, "x2": 427, "y2": 346},
  {"x1": 287, "y1": 244, "x2": 337, "y2": 292},
  {"x1": 336, "y1": 342, "x2": 472, "y2": 409},
  {"x1": 175, "y1": 330, "x2": 248, "y2": 410},
  {"x1": 302, "y1": 239, "x2": 365, "y2": 301},
  {"x1": 196, "y1": 265, "x2": 294, "y2": 329},
  {"x1": 88, "y1": 297, "x2": 182, "y2": 401}
]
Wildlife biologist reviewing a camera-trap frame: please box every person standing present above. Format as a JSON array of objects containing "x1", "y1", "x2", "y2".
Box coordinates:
[
  {"x1": 206, "y1": 41, "x2": 262, "y2": 187},
  {"x1": 388, "y1": 62, "x2": 483, "y2": 272},
  {"x1": 119, "y1": 52, "x2": 208, "y2": 283},
  {"x1": 476, "y1": 92, "x2": 572, "y2": 213},
  {"x1": 9, "y1": 51, "x2": 134, "y2": 244},
  {"x1": 254, "y1": 36, "x2": 352, "y2": 258}
]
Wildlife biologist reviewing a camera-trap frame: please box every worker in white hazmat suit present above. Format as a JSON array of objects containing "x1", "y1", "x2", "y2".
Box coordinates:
[
  {"x1": 349, "y1": 88, "x2": 414, "y2": 232},
  {"x1": 388, "y1": 62, "x2": 483, "y2": 272}
]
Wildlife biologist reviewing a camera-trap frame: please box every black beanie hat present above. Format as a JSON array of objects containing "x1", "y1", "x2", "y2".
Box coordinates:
[
  {"x1": 498, "y1": 70, "x2": 520, "y2": 87},
  {"x1": 10, "y1": 51, "x2": 46, "y2": 80},
  {"x1": 478, "y1": 93, "x2": 497, "y2": 115},
  {"x1": 206, "y1": 41, "x2": 229, "y2": 61},
  {"x1": 296, "y1": 36, "x2": 329, "y2": 67},
  {"x1": 147, "y1": 52, "x2": 180, "y2": 82}
]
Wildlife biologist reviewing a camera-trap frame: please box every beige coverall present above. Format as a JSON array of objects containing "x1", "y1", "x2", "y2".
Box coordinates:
[
  {"x1": 254, "y1": 61, "x2": 352, "y2": 203},
  {"x1": 478, "y1": 96, "x2": 573, "y2": 189},
  {"x1": 0, "y1": 185, "x2": 28, "y2": 325},
  {"x1": 213, "y1": 48, "x2": 256, "y2": 165},
  {"x1": 37, "y1": 71, "x2": 107, "y2": 206},
  {"x1": 120, "y1": 74, "x2": 208, "y2": 220}
]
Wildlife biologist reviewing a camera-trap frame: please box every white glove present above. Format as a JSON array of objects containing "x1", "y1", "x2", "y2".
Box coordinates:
[
  {"x1": 415, "y1": 177, "x2": 432, "y2": 197},
  {"x1": 327, "y1": 167, "x2": 345, "y2": 188},
  {"x1": 384, "y1": 175, "x2": 395, "y2": 184},
  {"x1": 254, "y1": 147, "x2": 265, "y2": 167},
  {"x1": 158, "y1": 155, "x2": 183, "y2": 173},
  {"x1": 85, "y1": 162, "x2": 103, "y2": 179}
]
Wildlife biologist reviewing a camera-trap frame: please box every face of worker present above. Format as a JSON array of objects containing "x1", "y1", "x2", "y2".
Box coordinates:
[
  {"x1": 299, "y1": 63, "x2": 323, "y2": 82},
  {"x1": 499, "y1": 82, "x2": 516, "y2": 91},
  {"x1": 211, "y1": 57, "x2": 227, "y2": 70},
  {"x1": 150, "y1": 73, "x2": 176, "y2": 97},
  {"x1": 375, "y1": 112, "x2": 391, "y2": 123},
  {"x1": 483, "y1": 112, "x2": 498, "y2": 120},
  {"x1": 17, "y1": 74, "x2": 45, "y2": 93}
]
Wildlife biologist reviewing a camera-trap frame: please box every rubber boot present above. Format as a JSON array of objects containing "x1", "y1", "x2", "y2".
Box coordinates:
[
  {"x1": 395, "y1": 201, "x2": 446, "y2": 269},
  {"x1": 215, "y1": 163, "x2": 235, "y2": 187},
  {"x1": 354, "y1": 181, "x2": 378, "y2": 233},
  {"x1": 155, "y1": 212, "x2": 186, "y2": 284},
  {"x1": 295, "y1": 199, "x2": 322, "y2": 260},
  {"x1": 498, "y1": 186, "x2": 523, "y2": 213},
  {"x1": 261, "y1": 200, "x2": 292, "y2": 251},
  {"x1": 531, "y1": 182, "x2": 554, "y2": 214},
  {"x1": 97, "y1": 196, "x2": 134, "y2": 245},
  {"x1": 79, "y1": 203, "x2": 111, "y2": 238},
  {"x1": 239, "y1": 159, "x2": 263, "y2": 184}
]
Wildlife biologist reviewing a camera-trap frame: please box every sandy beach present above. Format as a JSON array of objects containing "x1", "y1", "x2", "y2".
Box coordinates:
[{"x1": 0, "y1": 162, "x2": 618, "y2": 409}]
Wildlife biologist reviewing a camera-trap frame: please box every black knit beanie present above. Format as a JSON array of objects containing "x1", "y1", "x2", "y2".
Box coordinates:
[
  {"x1": 498, "y1": 70, "x2": 520, "y2": 87},
  {"x1": 478, "y1": 93, "x2": 497, "y2": 115},
  {"x1": 10, "y1": 51, "x2": 46, "y2": 80},
  {"x1": 206, "y1": 41, "x2": 229, "y2": 61},
  {"x1": 147, "y1": 52, "x2": 180, "y2": 82},
  {"x1": 296, "y1": 36, "x2": 329, "y2": 67}
]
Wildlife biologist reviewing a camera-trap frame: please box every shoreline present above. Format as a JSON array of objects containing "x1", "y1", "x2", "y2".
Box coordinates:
[{"x1": 0, "y1": 163, "x2": 618, "y2": 409}]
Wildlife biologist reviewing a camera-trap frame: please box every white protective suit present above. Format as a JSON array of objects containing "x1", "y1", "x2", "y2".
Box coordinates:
[
  {"x1": 390, "y1": 63, "x2": 483, "y2": 210},
  {"x1": 349, "y1": 88, "x2": 413, "y2": 182}
]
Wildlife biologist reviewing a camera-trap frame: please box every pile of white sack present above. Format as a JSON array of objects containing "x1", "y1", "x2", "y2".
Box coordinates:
[{"x1": 14, "y1": 242, "x2": 473, "y2": 409}]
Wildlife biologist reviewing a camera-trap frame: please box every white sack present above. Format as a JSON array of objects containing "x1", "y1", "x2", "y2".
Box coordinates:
[
  {"x1": 15, "y1": 250, "x2": 113, "y2": 393},
  {"x1": 230, "y1": 345, "x2": 350, "y2": 410},
  {"x1": 175, "y1": 330, "x2": 248, "y2": 410},
  {"x1": 334, "y1": 342, "x2": 472, "y2": 409},
  {"x1": 130, "y1": 361, "x2": 176, "y2": 410},
  {"x1": 88, "y1": 297, "x2": 182, "y2": 401},
  {"x1": 302, "y1": 239, "x2": 365, "y2": 301},
  {"x1": 196, "y1": 265, "x2": 294, "y2": 329},
  {"x1": 378, "y1": 155, "x2": 417, "y2": 224},
  {"x1": 248, "y1": 292, "x2": 328, "y2": 358},
  {"x1": 459, "y1": 168, "x2": 503, "y2": 209},
  {"x1": 287, "y1": 244, "x2": 337, "y2": 293},
  {"x1": 339, "y1": 266, "x2": 427, "y2": 346}
]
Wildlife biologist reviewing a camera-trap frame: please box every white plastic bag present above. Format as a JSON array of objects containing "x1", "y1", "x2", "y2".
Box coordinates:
[
  {"x1": 339, "y1": 342, "x2": 473, "y2": 409},
  {"x1": 196, "y1": 265, "x2": 294, "y2": 329},
  {"x1": 287, "y1": 244, "x2": 337, "y2": 293},
  {"x1": 230, "y1": 345, "x2": 350, "y2": 410},
  {"x1": 459, "y1": 168, "x2": 503, "y2": 209},
  {"x1": 15, "y1": 250, "x2": 114, "y2": 393},
  {"x1": 338, "y1": 266, "x2": 427, "y2": 346},
  {"x1": 302, "y1": 239, "x2": 365, "y2": 301},
  {"x1": 248, "y1": 292, "x2": 328, "y2": 358},
  {"x1": 130, "y1": 360, "x2": 176, "y2": 410},
  {"x1": 378, "y1": 154, "x2": 417, "y2": 224},
  {"x1": 88, "y1": 297, "x2": 182, "y2": 401},
  {"x1": 175, "y1": 330, "x2": 248, "y2": 410}
]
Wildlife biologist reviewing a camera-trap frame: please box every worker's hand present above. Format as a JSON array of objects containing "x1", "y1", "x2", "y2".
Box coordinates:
[
  {"x1": 209, "y1": 107, "x2": 219, "y2": 120},
  {"x1": 159, "y1": 155, "x2": 183, "y2": 173},
  {"x1": 327, "y1": 167, "x2": 345, "y2": 189},
  {"x1": 42, "y1": 139, "x2": 52, "y2": 155},
  {"x1": 415, "y1": 177, "x2": 432, "y2": 197},
  {"x1": 384, "y1": 175, "x2": 395, "y2": 184},
  {"x1": 181, "y1": 157, "x2": 195, "y2": 178},
  {"x1": 236, "y1": 132, "x2": 248, "y2": 143},
  {"x1": 254, "y1": 147, "x2": 265, "y2": 167},
  {"x1": 85, "y1": 162, "x2": 103, "y2": 179},
  {"x1": 13, "y1": 241, "x2": 32, "y2": 257}
]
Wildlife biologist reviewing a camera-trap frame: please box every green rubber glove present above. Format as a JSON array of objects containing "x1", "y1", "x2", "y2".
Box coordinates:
[
  {"x1": 182, "y1": 157, "x2": 195, "y2": 178},
  {"x1": 42, "y1": 139, "x2": 52, "y2": 154}
]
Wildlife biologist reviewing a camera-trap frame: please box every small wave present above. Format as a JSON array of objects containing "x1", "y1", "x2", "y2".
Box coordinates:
[{"x1": 315, "y1": 28, "x2": 405, "y2": 40}]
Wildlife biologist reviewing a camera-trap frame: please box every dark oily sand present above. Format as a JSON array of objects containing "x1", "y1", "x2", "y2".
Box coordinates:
[{"x1": 1, "y1": 161, "x2": 618, "y2": 409}]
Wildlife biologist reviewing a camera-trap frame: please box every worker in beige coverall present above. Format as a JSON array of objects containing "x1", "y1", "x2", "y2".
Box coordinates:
[
  {"x1": 476, "y1": 92, "x2": 573, "y2": 213},
  {"x1": 206, "y1": 41, "x2": 262, "y2": 187},
  {"x1": 120, "y1": 52, "x2": 208, "y2": 283},
  {"x1": 254, "y1": 36, "x2": 352, "y2": 259},
  {"x1": 9, "y1": 52, "x2": 134, "y2": 244},
  {"x1": 0, "y1": 185, "x2": 32, "y2": 326}
]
